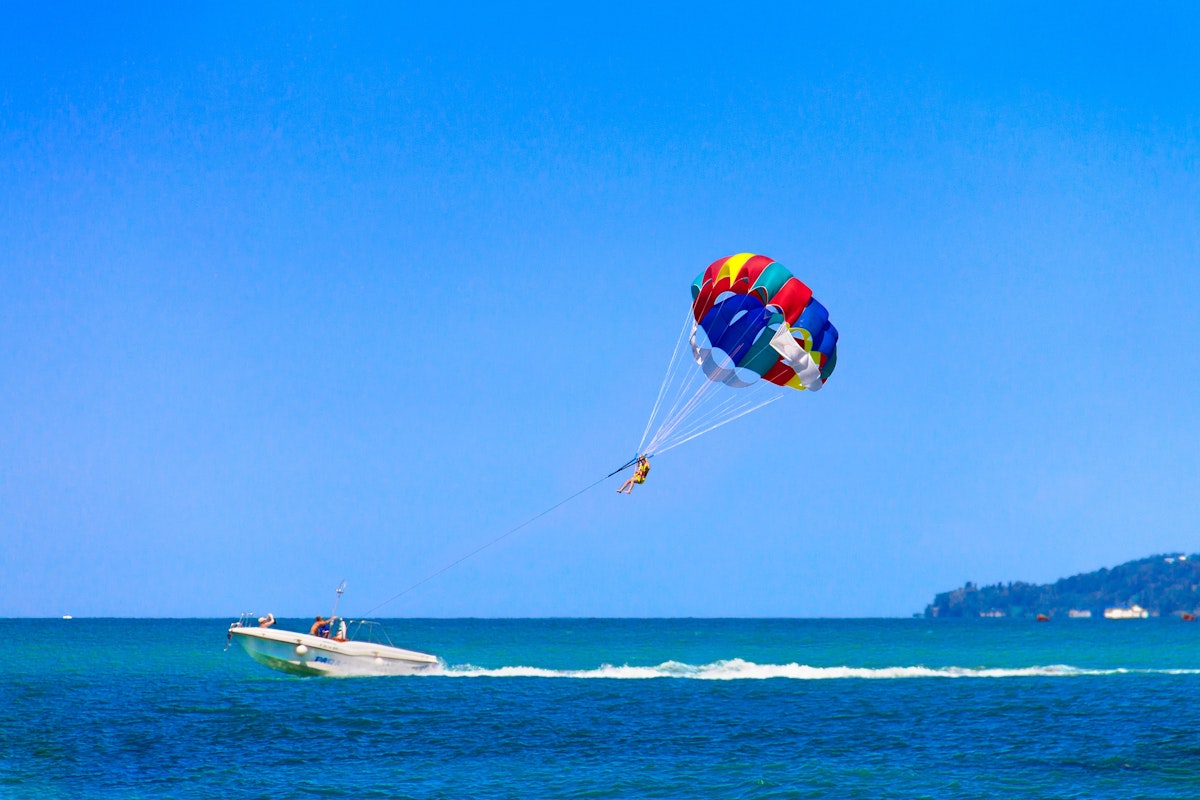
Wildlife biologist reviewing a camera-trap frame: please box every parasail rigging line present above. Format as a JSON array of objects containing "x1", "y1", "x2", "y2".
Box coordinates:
[
  {"x1": 637, "y1": 311, "x2": 694, "y2": 451},
  {"x1": 649, "y1": 366, "x2": 780, "y2": 447},
  {"x1": 361, "y1": 455, "x2": 643, "y2": 617},
  {"x1": 649, "y1": 393, "x2": 779, "y2": 456},
  {"x1": 638, "y1": 310, "x2": 783, "y2": 457}
]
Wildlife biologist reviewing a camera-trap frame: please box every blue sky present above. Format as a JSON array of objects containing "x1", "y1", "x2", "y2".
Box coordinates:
[{"x1": 3, "y1": 3, "x2": 1198, "y2": 617}]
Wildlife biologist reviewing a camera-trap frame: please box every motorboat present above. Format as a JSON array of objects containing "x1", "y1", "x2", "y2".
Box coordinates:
[
  {"x1": 228, "y1": 619, "x2": 439, "y2": 677},
  {"x1": 227, "y1": 584, "x2": 439, "y2": 677},
  {"x1": 1103, "y1": 604, "x2": 1149, "y2": 619}
]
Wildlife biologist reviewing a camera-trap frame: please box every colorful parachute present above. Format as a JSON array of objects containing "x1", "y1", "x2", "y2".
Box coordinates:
[
  {"x1": 690, "y1": 253, "x2": 838, "y2": 391},
  {"x1": 637, "y1": 253, "x2": 837, "y2": 456}
]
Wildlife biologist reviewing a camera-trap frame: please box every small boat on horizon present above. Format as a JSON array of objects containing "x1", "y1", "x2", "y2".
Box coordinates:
[{"x1": 1104, "y1": 604, "x2": 1149, "y2": 619}]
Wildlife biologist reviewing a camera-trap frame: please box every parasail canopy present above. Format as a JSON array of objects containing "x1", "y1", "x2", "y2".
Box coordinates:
[{"x1": 638, "y1": 253, "x2": 838, "y2": 456}]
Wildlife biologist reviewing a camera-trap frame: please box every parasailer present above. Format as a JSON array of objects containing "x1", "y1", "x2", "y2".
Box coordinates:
[{"x1": 617, "y1": 455, "x2": 651, "y2": 494}]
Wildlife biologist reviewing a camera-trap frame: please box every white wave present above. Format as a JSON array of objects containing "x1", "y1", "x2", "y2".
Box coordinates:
[{"x1": 427, "y1": 658, "x2": 1200, "y2": 680}]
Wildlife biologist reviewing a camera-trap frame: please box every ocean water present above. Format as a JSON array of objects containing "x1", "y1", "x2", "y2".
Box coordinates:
[{"x1": 4, "y1": 617, "x2": 1200, "y2": 799}]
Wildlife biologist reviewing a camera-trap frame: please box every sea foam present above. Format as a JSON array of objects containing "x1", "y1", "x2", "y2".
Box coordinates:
[{"x1": 430, "y1": 658, "x2": 1200, "y2": 680}]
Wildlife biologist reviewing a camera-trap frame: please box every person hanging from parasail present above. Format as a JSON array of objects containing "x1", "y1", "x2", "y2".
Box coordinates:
[{"x1": 617, "y1": 455, "x2": 651, "y2": 494}]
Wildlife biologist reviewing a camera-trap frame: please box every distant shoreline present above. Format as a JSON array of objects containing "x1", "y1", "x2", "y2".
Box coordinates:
[{"x1": 924, "y1": 553, "x2": 1200, "y2": 619}]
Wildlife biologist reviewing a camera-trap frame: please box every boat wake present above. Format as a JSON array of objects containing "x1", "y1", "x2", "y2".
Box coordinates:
[{"x1": 431, "y1": 658, "x2": 1200, "y2": 680}]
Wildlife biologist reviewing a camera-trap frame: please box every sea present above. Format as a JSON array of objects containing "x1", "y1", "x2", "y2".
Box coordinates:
[{"x1": 4, "y1": 617, "x2": 1199, "y2": 799}]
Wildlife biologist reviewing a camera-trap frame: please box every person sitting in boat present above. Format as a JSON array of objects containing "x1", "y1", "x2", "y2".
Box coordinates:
[
  {"x1": 257, "y1": 613, "x2": 275, "y2": 628},
  {"x1": 310, "y1": 615, "x2": 333, "y2": 638},
  {"x1": 617, "y1": 455, "x2": 651, "y2": 494}
]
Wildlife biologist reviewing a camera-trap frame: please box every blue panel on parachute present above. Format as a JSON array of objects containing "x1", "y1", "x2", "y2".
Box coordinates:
[
  {"x1": 795, "y1": 298, "x2": 829, "y2": 337},
  {"x1": 813, "y1": 322, "x2": 839, "y2": 359},
  {"x1": 700, "y1": 294, "x2": 772, "y2": 366}
]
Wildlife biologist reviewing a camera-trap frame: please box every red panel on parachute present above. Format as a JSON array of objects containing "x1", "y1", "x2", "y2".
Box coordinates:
[
  {"x1": 771, "y1": 278, "x2": 814, "y2": 325},
  {"x1": 692, "y1": 282, "x2": 717, "y2": 321},
  {"x1": 738, "y1": 255, "x2": 775, "y2": 289},
  {"x1": 762, "y1": 361, "x2": 797, "y2": 386},
  {"x1": 701, "y1": 256, "x2": 728, "y2": 286}
]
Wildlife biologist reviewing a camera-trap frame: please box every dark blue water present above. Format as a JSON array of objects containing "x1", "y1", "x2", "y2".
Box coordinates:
[{"x1": 4, "y1": 618, "x2": 1200, "y2": 798}]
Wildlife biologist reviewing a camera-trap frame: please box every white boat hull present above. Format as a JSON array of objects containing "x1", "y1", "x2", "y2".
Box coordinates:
[
  {"x1": 231, "y1": 626, "x2": 439, "y2": 677},
  {"x1": 1104, "y1": 606, "x2": 1149, "y2": 619}
]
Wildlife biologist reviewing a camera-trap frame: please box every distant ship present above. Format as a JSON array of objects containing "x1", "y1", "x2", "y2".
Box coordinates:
[
  {"x1": 1068, "y1": 609, "x2": 1092, "y2": 618},
  {"x1": 1103, "y1": 604, "x2": 1149, "y2": 619}
]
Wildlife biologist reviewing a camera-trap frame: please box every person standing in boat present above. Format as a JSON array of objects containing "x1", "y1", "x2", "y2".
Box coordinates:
[{"x1": 310, "y1": 615, "x2": 333, "y2": 638}]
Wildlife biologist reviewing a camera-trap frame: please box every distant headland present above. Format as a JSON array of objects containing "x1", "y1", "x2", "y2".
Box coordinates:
[{"x1": 924, "y1": 554, "x2": 1200, "y2": 619}]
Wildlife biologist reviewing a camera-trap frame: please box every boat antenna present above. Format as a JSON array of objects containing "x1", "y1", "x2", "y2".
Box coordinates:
[{"x1": 330, "y1": 580, "x2": 346, "y2": 619}]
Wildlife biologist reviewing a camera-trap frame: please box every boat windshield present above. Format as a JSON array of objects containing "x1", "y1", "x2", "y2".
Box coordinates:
[{"x1": 345, "y1": 619, "x2": 396, "y2": 647}]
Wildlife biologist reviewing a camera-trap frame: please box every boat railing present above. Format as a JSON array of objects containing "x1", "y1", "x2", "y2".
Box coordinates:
[
  {"x1": 230, "y1": 612, "x2": 258, "y2": 629},
  {"x1": 225, "y1": 612, "x2": 260, "y2": 649},
  {"x1": 344, "y1": 619, "x2": 397, "y2": 648}
]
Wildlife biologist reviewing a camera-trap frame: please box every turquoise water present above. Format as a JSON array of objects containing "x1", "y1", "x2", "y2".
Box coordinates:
[{"x1": 4, "y1": 618, "x2": 1200, "y2": 798}]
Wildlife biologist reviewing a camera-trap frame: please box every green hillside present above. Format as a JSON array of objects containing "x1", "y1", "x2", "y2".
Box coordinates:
[{"x1": 924, "y1": 554, "x2": 1200, "y2": 618}]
